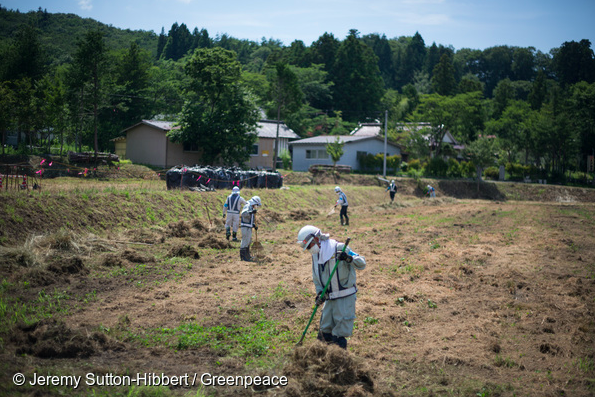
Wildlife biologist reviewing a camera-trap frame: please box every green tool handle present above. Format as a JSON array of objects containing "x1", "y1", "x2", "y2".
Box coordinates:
[{"x1": 296, "y1": 237, "x2": 351, "y2": 346}]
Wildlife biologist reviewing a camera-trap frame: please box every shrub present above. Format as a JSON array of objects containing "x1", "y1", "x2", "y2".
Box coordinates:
[
  {"x1": 446, "y1": 158, "x2": 462, "y2": 178},
  {"x1": 408, "y1": 159, "x2": 421, "y2": 171},
  {"x1": 425, "y1": 157, "x2": 448, "y2": 177},
  {"x1": 386, "y1": 154, "x2": 402, "y2": 175},
  {"x1": 280, "y1": 149, "x2": 291, "y2": 170},
  {"x1": 460, "y1": 161, "x2": 476, "y2": 178},
  {"x1": 484, "y1": 166, "x2": 499, "y2": 180}
]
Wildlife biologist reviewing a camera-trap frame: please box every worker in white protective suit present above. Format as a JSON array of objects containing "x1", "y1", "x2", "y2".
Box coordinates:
[
  {"x1": 334, "y1": 186, "x2": 349, "y2": 226},
  {"x1": 223, "y1": 186, "x2": 247, "y2": 242},
  {"x1": 297, "y1": 225, "x2": 366, "y2": 349},
  {"x1": 239, "y1": 196, "x2": 262, "y2": 261},
  {"x1": 386, "y1": 180, "x2": 397, "y2": 202}
]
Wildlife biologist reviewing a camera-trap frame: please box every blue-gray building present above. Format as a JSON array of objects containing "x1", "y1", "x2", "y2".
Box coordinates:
[{"x1": 289, "y1": 135, "x2": 403, "y2": 172}]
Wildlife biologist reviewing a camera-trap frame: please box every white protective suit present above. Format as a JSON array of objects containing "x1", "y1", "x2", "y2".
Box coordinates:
[
  {"x1": 223, "y1": 191, "x2": 247, "y2": 240},
  {"x1": 311, "y1": 236, "x2": 365, "y2": 344}
]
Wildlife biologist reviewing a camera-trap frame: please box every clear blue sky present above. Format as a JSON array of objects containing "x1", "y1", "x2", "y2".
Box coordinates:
[{"x1": 4, "y1": 0, "x2": 595, "y2": 53}]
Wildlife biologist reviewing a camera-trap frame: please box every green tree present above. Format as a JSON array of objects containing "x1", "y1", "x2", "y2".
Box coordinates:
[
  {"x1": 0, "y1": 81, "x2": 14, "y2": 154},
  {"x1": 72, "y1": 30, "x2": 107, "y2": 158},
  {"x1": 293, "y1": 64, "x2": 333, "y2": 112},
  {"x1": 110, "y1": 41, "x2": 152, "y2": 132},
  {"x1": 485, "y1": 100, "x2": 535, "y2": 164},
  {"x1": 326, "y1": 136, "x2": 345, "y2": 169},
  {"x1": 310, "y1": 32, "x2": 340, "y2": 73},
  {"x1": 553, "y1": 40, "x2": 595, "y2": 87},
  {"x1": 431, "y1": 53, "x2": 457, "y2": 95},
  {"x1": 567, "y1": 82, "x2": 595, "y2": 173},
  {"x1": 398, "y1": 32, "x2": 426, "y2": 88},
  {"x1": 170, "y1": 47, "x2": 259, "y2": 165},
  {"x1": 465, "y1": 135, "x2": 499, "y2": 192},
  {"x1": 266, "y1": 62, "x2": 303, "y2": 171},
  {"x1": 4, "y1": 24, "x2": 45, "y2": 82},
  {"x1": 332, "y1": 29, "x2": 384, "y2": 121},
  {"x1": 528, "y1": 70, "x2": 548, "y2": 110}
]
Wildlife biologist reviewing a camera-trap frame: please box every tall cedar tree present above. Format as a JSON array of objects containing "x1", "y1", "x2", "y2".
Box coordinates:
[
  {"x1": 332, "y1": 29, "x2": 383, "y2": 121},
  {"x1": 267, "y1": 62, "x2": 303, "y2": 171},
  {"x1": 73, "y1": 30, "x2": 106, "y2": 159}
]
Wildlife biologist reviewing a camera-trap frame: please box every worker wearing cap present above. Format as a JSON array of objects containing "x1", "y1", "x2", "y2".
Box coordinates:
[
  {"x1": 223, "y1": 186, "x2": 247, "y2": 242},
  {"x1": 239, "y1": 196, "x2": 262, "y2": 261},
  {"x1": 427, "y1": 184, "x2": 436, "y2": 198},
  {"x1": 334, "y1": 186, "x2": 349, "y2": 226},
  {"x1": 297, "y1": 225, "x2": 366, "y2": 349},
  {"x1": 386, "y1": 180, "x2": 397, "y2": 202}
]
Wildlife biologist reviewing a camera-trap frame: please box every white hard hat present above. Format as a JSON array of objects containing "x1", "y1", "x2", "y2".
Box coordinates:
[
  {"x1": 251, "y1": 196, "x2": 261, "y2": 207},
  {"x1": 297, "y1": 225, "x2": 321, "y2": 250},
  {"x1": 391, "y1": 180, "x2": 394, "y2": 183},
  {"x1": 334, "y1": 186, "x2": 341, "y2": 193},
  {"x1": 232, "y1": 186, "x2": 240, "y2": 193}
]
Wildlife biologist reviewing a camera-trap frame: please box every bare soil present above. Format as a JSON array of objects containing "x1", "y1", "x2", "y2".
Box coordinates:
[{"x1": 1, "y1": 172, "x2": 594, "y2": 396}]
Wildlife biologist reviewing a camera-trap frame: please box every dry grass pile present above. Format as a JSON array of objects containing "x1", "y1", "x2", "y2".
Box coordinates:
[
  {"x1": 197, "y1": 234, "x2": 231, "y2": 249},
  {"x1": 282, "y1": 343, "x2": 377, "y2": 397},
  {"x1": 12, "y1": 319, "x2": 125, "y2": 359},
  {"x1": 168, "y1": 244, "x2": 200, "y2": 259}
]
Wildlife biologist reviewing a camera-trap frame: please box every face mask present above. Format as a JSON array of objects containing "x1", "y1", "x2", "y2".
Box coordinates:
[{"x1": 308, "y1": 244, "x2": 320, "y2": 255}]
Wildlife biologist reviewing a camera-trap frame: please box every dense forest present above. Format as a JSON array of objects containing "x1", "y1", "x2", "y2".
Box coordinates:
[{"x1": 1, "y1": 6, "x2": 594, "y2": 181}]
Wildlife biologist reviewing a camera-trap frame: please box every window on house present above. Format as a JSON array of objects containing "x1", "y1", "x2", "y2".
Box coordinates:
[
  {"x1": 251, "y1": 144, "x2": 259, "y2": 156},
  {"x1": 306, "y1": 148, "x2": 329, "y2": 159},
  {"x1": 183, "y1": 141, "x2": 199, "y2": 152}
]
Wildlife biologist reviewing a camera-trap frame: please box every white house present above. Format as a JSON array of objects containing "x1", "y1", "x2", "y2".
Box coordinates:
[
  {"x1": 289, "y1": 135, "x2": 403, "y2": 172},
  {"x1": 351, "y1": 121, "x2": 464, "y2": 159}
]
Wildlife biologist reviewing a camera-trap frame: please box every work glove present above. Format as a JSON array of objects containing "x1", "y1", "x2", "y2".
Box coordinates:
[
  {"x1": 315, "y1": 291, "x2": 326, "y2": 306},
  {"x1": 338, "y1": 251, "x2": 353, "y2": 263},
  {"x1": 253, "y1": 225, "x2": 258, "y2": 231},
  {"x1": 222, "y1": 213, "x2": 226, "y2": 219}
]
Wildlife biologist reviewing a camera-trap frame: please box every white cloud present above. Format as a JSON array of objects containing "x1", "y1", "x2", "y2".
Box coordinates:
[{"x1": 78, "y1": 0, "x2": 93, "y2": 11}]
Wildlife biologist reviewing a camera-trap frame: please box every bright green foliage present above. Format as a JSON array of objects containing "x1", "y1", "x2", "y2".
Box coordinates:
[
  {"x1": 170, "y1": 47, "x2": 259, "y2": 166},
  {"x1": 326, "y1": 136, "x2": 345, "y2": 168}
]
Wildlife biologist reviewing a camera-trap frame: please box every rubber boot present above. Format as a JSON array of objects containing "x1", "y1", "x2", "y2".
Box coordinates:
[
  {"x1": 232, "y1": 232, "x2": 238, "y2": 242},
  {"x1": 246, "y1": 247, "x2": 254, "y2": 262},
  {"x1": 345, "y1": 218, "x2": 349, "y2": 226},
  {"x1": 317, "y1": 331, "x2": 333, "y2": 344},
  {"x1": 332, "y1": 335, "x2": 347, "y2": 349},
  {"x1": 225, "y1": 227, "x2": 231, "y2": 241},
  {"x1": 240, "y1": 248, "x2": 253, "y2": 262}
]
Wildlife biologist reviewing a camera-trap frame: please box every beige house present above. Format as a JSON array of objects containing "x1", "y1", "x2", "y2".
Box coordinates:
[
  {"x1": 115, "y1": 119, "x2": 298, "y2": 169},
  {"x1": 249, "y1": 120, "x2": 300, "y2": 169}
]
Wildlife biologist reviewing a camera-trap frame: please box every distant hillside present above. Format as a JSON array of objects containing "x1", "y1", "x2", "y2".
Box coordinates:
[{"x1": 0, "y1": 6, "x2": 158, "y2": 65}]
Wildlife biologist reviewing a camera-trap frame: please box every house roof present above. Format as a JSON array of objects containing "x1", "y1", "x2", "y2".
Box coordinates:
[
  {"x1": 256, "y1": 120, "x2": 300, "y2": 139},
  {"x1": 122, "y1": 120, "x2": 180, "y2": 133},
  {"x1": 122, "y1": 119, "x2": 299, "y2": 140},
  {"x1": 290, "y1": 134, "x2": 401, "y2": 148},
  {"x1": 350, "y1": 122, "x2": 383, "y2": 136}
]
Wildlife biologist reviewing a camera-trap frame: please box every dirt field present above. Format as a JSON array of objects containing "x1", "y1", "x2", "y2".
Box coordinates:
[{"x1": 1, "y1": 173, "x2": 594, "y2": 396}]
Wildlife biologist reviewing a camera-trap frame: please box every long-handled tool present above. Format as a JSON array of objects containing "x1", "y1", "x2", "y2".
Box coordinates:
[
  {"x1": 296, "y1": 237, "x2": 351, "y2": 346},
  {"x1": 326, "y1": 206, "x2": 336, "y2": 217},
  {"x1": 252, "y1": 227, "x2": 264, "y2": 251}
]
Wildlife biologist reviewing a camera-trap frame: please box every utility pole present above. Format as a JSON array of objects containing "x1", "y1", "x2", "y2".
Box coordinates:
[{"x1": 383, "y1": 110, "x2": 388, "y2": 178}]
